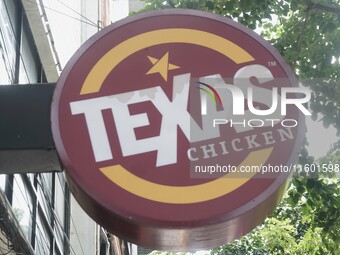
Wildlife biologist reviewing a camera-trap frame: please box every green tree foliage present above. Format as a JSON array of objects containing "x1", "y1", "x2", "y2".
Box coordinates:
[
  {"x1": 141, "y1": 0, "x2": 340, "y2": 133},
  {"x1": 140, "y1": 0, "x2": 340, "y2": 254}
]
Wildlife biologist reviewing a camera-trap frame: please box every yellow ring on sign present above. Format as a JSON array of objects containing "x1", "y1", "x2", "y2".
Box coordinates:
[
  {"x1": 85, "y1": 27, "x2": 259, "y2": 204},
  {"x1": 100, "y1": 148, "x2": 272, "y2": 204},
  {"x1": 80, "y1": 28, "x2": 254, "y2": 95}
]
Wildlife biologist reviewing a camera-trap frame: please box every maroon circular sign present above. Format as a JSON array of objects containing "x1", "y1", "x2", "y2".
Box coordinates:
[{"x1": 51, "y1": 9, "x2": 306, "y2": 251}]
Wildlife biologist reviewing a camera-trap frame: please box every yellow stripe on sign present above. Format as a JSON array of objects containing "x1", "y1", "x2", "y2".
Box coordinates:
[
  {"x1": 100, "y1": 148, "x2": 272, "y2": 204},
  {"x1": 80, "y1": 29, "x2": 255, "y2": 95}
]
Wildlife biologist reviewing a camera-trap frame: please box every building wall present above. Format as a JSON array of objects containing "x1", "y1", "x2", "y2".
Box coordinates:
[
  {"x1": 111, "y1": 0, "x2": 129, "y2": 22},
  {"x1": 69, "y1": 196, "x2": 97, "y2": 255},
  {"x1": 0, "y1": 0, "x2": 115, "y2": 254},
  {"x1": 80, "y1": 0, "x2": 100, "y2": 44},
  {"x1": 0, "y1": 0, "x2": 73, "y2": 250},
  {"x1": 0, "y1": 0, "x2": 147, "y2": 254},
  {"x1": 129, "y1": 0, "x2": 145, "y2": 13},
  {"x1": 0, "y1": 0, "x2": 42, "y2": 85},
  {"x1": 38, "y1": 1, "x2": 115, "y2": 254}
]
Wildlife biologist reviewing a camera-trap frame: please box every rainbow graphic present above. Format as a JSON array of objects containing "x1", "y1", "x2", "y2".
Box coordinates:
[{"x1": 197, "y1": 82, "x2": 223, "y2": 115}]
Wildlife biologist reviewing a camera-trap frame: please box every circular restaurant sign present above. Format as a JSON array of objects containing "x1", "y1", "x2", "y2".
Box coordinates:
[{"x1": 51, "y1": 10, "x2": 307, "y2": 251}]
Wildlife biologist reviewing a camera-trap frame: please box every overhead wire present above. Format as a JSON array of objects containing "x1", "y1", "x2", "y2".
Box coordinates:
[
  {"x1": 25, "y1": 0, "x2": 102, "y2": 29},
  {"x1": 55, "y1": 0, "x2": 99, "y2": 28},
  {"x1": 24, "y1": 0, "x2": 104, "y2": 72}
]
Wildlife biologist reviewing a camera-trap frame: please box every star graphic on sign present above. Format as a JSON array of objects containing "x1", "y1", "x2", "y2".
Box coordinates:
[{"x1": 145, "y1": 52, "x2": 180, "y2": 81}]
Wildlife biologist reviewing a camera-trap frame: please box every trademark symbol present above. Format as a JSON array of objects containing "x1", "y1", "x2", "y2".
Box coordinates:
[{"x1": 268, "y1": 61, "x2": 277, "y2": 67}]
